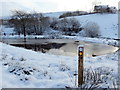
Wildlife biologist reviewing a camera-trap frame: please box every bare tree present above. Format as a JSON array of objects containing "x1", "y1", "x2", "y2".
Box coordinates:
[
  {"x1": 9, "y1": 10, "x2": 51, "y2": 37},
  {"x1": 25, "y1": 13, "x2": 44, "y2": 35},
  {"x1": 40, "y1": 17, "x2": 50, "y2": 34},
  {"x1": 50, "y1": 18, "x2": 81, "y2": 35},
  {"x1": 10, "y1": 10, "x2": 29, "y2": 41},
  {"x1": 59, "y1": 18, "x2": 81, "y2": 35},
  {"x1": 69, "y1": 18, "x2": 81, "y2": 33},
  {"x1": 50, "y1": 18, "x2": 59, "y2": 30}
]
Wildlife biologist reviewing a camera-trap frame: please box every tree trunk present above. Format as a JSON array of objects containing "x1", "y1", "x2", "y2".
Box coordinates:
[{"x1": 23, "y1": 24, "x2": 26, "y2": 42}]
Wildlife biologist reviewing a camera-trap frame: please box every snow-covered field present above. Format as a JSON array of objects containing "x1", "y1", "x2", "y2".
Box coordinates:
[
  {"x1": 74, "y1": 13, "x2": 118, "y2": 39},
  {"x1": 0, "y1": 12, "x2": 119, "y2": 88},
  {"x1": 0, "y1": 42, "x2": 119, "y2": 88}
]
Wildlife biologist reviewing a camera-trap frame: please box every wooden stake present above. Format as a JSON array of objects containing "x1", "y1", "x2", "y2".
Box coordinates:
[{"x1": 78, "y1": 45, "x2": 84, "y2": 86}]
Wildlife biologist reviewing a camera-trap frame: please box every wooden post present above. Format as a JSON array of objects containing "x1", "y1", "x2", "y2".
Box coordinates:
[{"x1": 78, "y1": 45, "x2": 84, "y2": 86}]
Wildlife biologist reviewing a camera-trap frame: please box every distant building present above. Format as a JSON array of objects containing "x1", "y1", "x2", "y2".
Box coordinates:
[
  {"x1": 94, "y1": 5, "x2": 117, "y2": 14},
  {"x1": 108, "y1": 7, "x2": 117, "y2": 14}
]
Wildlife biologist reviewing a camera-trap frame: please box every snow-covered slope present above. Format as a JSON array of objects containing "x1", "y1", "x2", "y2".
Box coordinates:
[
  {"x1": 68, "y1": 13, "x2": 118, "y2": 39},
  {"x1": 43, "y1": 11, "x2": 65, "y2": 18},
  {"x1": 43, "y1": 12, "x2": 118, "y2": 39},
  {"x1": 0, "y1": 42, "x2": 118, "y2": 88}
]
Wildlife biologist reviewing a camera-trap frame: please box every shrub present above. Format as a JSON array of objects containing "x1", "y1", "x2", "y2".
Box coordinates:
[
  {"x1": 79, "y1": 67, "x2": 118, "y2": 89},
  {"x1": 59, "y1": 11, "x2": 88, "y2": 18},
  {"x1": 83, "y1": 22, "x2": 101, "y2": 38},
  {"x1": 50, "y1": 18, "x2": 81, "y2": 35}
]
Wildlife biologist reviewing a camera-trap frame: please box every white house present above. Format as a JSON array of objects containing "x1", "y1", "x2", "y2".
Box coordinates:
[{"x1": 94, "y1": 5, "x2": 117, "y2": 14}]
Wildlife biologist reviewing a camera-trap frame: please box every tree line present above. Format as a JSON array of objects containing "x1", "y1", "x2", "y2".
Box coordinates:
[
  {"x1": 9, "y1": 10, "x2": 82, "y2": 35},
  {"x1": 8, "y1": 10, "x2": 100, "y2": 39},
  {"x1": 9, "y1": 11, "x2": 50, "y2": 36}
]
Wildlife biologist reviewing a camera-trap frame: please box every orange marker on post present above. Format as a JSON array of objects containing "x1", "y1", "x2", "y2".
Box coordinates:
[{"x1": 78, "y1": 45, "x2": 84, "y2": 87}]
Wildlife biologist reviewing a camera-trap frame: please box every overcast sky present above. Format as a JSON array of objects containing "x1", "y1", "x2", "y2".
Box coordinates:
[{"x1": 0, "y1": 0, "x2": 119, "y2": 17}]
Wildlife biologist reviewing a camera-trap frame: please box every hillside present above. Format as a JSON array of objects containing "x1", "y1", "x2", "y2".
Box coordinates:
[
  {"x1": 44, "y1": 12, "x2": 118, "y2": 39},
  {"x1": 2, "y1": 13, "x2": 118, "y2": 40},
  {"x1": 73, "y1": 13, "x2": 118, "y2": 39}
]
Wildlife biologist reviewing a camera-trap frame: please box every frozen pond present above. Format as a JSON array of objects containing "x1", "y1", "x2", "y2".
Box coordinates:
[{"x1": 1, "y1": 38, "x2": 119, "y2": 57}]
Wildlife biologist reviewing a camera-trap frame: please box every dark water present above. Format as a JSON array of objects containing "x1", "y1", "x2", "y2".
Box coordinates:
[
  {"x1": 10, "y1": 43, "x2": 66, "y2": 53},
  {"x1": 1, "y1": 38, "x2": 118, "y2": 57}
]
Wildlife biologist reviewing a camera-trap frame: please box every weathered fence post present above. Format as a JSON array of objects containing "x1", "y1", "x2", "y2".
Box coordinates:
[{"x1": 78, "y1": 45, "x2": 84, "y2": 87}]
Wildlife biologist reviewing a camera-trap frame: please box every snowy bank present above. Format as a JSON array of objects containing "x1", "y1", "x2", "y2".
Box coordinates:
[{"x1": 0, "y1": 42, "x2": 118, "y2": 88}]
